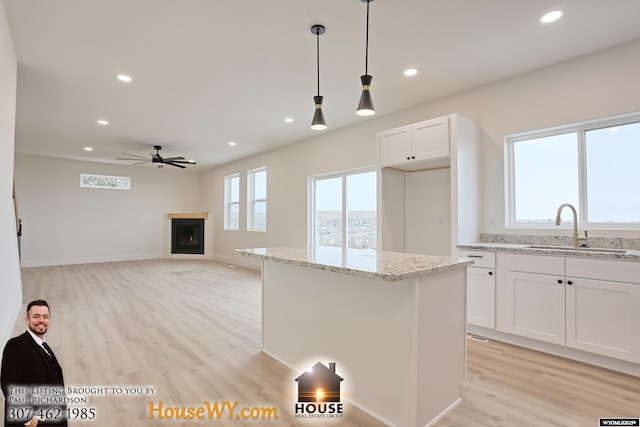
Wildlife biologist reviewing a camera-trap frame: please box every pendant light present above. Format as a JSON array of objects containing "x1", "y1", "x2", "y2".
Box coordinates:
[
  {"x1": 310, "y1": 24, "x2": 327, "y2": 130},
  {"x1": 356, "y1": 0, "x2": 375, "y2": 116}
]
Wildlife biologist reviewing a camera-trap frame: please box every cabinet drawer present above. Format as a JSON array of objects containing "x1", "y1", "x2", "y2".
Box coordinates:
[
  {"x1": 505, "y1": 253, "x2": 564, "y2": 275},
  {"x1": 459, "y1": 250, "x2": 495, "y2": 269},
  {"x1": 566, "y1": 257, "x2": 640, "y2": 284},
  {"x1": 467, "y1": 266, "x2": 495, "y2": 329}
]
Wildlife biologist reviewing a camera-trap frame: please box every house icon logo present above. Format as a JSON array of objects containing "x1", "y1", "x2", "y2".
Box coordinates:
[{"x1": 294, "y1": 361, "x2": 344, "y2": 419}]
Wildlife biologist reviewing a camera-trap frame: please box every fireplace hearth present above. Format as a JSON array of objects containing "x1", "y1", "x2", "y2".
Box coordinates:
[{"x1": 171, "y1": 218, "x2": 204, "y2": 254}]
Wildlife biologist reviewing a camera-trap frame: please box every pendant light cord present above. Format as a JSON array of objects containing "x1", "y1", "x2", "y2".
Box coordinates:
[
  {"x1": 316, "y1": 31, "x2": 320, "y2": 96},
  {"x1": 365, "y1": 0, "x2": 370, "y2": 75}
]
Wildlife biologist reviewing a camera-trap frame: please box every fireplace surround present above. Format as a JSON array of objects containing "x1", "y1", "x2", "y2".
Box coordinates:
[{"x1": 171, "y1": 218, "x2": 204, "y2": 254}]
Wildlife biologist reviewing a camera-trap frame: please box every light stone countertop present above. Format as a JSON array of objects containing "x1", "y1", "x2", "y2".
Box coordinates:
[
  {"x1": 236, "y1": 246, "x2": 474, "y2": 281},
  {"x1": 458, "y1": 242, "x2": 640, "y2": 261}
]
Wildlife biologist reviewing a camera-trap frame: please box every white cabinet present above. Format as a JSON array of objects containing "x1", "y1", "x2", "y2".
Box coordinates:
[
  {"x1": 378, "y1": 114, "x2": 481, "y2": 258},
  {"x1": 497, "y1": 253, "x2": 640, "y2": 363},
  {"x1": 500, "y1": 253, "x2": 566, "y2": 345},
  {"x1": 504, "y1": 271, "x2": 566, "y2": 345},
  {"x1": 379, "y1": 116, "x2": 450, "y2": 169},
  {"x1": 565, "y1": 257, "x2": 640, "y2": 363},
  {"x1": 566, "y1": 278, "x2": 640, "y2": 363},
  {"x1": 459, "y1": 249, "x2": 495, "y2": 329}
]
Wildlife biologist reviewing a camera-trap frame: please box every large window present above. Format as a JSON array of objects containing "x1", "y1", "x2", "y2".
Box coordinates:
[
  {"x1": 309, "y1": 168, "x2": 377, "y2": 249},
  {"x1": 248, "y1": 167, "x2": 267, "y2": 231},
  {"x1": 224, "y1": 173, "x2": 240, "y2": 230},
  {"x1": 506, "y1": 114, "x2": 640, "y2": 227}
]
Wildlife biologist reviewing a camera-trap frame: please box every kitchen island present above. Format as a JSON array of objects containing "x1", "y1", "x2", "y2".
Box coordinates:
[{"x1": 237, "y1": 246, "x2": 473, "y2": 427}]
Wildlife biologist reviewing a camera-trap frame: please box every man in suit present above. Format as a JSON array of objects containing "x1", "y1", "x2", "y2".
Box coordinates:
[{"x1": 1, "y1": 300, "x2": 67, "y2": 427}]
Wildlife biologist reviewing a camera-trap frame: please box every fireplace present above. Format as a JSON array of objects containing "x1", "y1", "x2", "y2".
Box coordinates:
[{"x1": 171, "y1": 218, "x2": 204, "y2": 254}]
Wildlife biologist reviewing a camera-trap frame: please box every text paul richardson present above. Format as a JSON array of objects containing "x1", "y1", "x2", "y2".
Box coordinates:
[{"x1": 147, "y1": 401, "x2": 278, "y2": 420}]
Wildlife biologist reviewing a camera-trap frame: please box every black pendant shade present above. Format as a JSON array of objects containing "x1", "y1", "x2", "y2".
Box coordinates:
[
  {"x1": 311, "y1": 95, "x2": 327, "y2": 130},
  {"x1": 357, "y1": 74, "x2": 375, "y2": 116},
  {"x1": 356, "y1": 0, "x2": 375, "y2": 116}
]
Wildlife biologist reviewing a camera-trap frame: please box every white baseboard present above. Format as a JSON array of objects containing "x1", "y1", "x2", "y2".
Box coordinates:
[
  {"x1": 20, "y1": 253, "x2": 164, "y2": 268},
  {"x1": 425, "y1": 398, "x2": 461, "y2": 427},
  {"x1": 468, "y1": 325, "x2": 640, "y2": 377}
]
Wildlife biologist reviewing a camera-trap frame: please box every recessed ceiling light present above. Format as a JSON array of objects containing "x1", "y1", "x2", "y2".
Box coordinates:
[
  {"x1": 404, "y1": 68, "x2": 418, "y2": 77},
  {"x1": 540, "y1": 10, "x2": 563, "y2": 24},
  {"x1": 83, "y1": 146, "x2": 93, "y2": 152},
  {"x1": 117, "y1": 74, "x2": 133, "y2": 82},
  {"x1": 97, "y1": 119, "x2": 109, "y2": 125},
  {"x1": 284, "y1": 118, "x2": 294, "y2": 123},
  {"x1": 228, "y1": 142, "x2": 237, "y2": 146}
]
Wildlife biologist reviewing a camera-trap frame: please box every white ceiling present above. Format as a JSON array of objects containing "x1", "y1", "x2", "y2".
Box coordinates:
[{"x1": 5, "y1": 0, "x2": 640, "y2": 171}]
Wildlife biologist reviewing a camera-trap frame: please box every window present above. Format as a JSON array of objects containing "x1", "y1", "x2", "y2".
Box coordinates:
[
  {"x1": 309, "y1": 168, "x2": 377, "y2": 249},
  {"x1": 248, "y1": 167, "x2": 267, "y2": 231},
  {"x1": 506, "y1": 114, "x2": 640, "y2": 227},
  {"x1": 80, "y1": 174, "x2": 130, "y2": 190},
  {"x1": 224, "y1": 173, "x2": 240, "y2": 230}
]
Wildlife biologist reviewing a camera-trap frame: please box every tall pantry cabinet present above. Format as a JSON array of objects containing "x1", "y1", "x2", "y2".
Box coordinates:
[{"x1": 377, "y1": 114, "x2": 481, "y2": 257}]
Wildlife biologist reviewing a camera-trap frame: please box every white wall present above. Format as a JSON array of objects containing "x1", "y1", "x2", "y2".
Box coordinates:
[
  {"x1": 14, "y1": 155, "x2": 202, "y2": 267},
  {"x1": 0, "y1": 0, "x2": 21, "y2": 345},
  {"x1": 12, "y1": 39, "x2": 640, "y2": 270},
  {"x1": 200, "y1": 117, "x2": 396, "y2": 268},
  {"x1": 202, "y1": 39, "x2": 640, "y2": 267}
]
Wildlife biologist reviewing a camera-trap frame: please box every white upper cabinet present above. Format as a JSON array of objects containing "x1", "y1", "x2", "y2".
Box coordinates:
[
  {"x1": 378, "y1": 126, "x2": 411, "y2": 166},
  {"x1": 379, "y1": 116, "x2": 450, "y2": 169},
  {"x1": 378, "y1": 114, "x2": 481, "y2": 257},
  {"x1": 411, "y1": 117, "x2": 450, "y2": 160}
]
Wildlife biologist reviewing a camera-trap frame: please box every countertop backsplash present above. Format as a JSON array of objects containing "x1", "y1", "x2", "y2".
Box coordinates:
[{"x1": 480, "y1": 234, "x2": 640, "y2": 251}]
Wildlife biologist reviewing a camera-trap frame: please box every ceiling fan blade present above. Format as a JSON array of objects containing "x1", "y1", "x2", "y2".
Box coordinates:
[
  {"x1": 167, "y1": 160, "x2": 196, "y2": 164},
  {"x1": 116, "y1": 157, "x2": 146, "y2": 161},
  {"x1": 165, "y1": 162, "x2": 186, "y2": 169},
  {"x1": 119, "y1": 152, "x2": 149, "y2": 159},
  {"x1": 130, "y1": 161, "x2": 151, "y2": 166},
  {"x1": 162, "y1": 156, "x2": 185, "y2": 162}
]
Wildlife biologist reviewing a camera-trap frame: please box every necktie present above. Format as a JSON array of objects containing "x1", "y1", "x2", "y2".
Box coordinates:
[
  {"x1": 41, "y1": 341, "x2": 64, "y2": 387},
  {"x1": 42, "y1": 341, "x2": 55, "y2": 359}
]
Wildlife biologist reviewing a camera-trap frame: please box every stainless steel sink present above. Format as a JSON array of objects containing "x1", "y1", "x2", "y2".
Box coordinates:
[{"x1": 525, "y1": 245, "x2": 627, "y2": 254}]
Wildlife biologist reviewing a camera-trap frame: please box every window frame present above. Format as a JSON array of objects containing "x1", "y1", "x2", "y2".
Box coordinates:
[
  {"x1": 80, "y1": 173, "x2": 131, "y2": 190},
  {"x1": 308, "y1": 166, "x2": 377, "y2": 249},
  {"x1": 247, "y1": 167, "x2": 267, "y2": 232},
  {"x1": 505, "y1": 112, "x2": 640, "y2": 229},
  {"x1": 224, "y1": 173, "x2": 240, "y2": 231}
]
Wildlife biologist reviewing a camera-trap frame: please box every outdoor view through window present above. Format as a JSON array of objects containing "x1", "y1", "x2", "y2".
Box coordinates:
[
  {"x1": 313, "y1": 170, "x2": 377, "y2": 250},
  {"x1": 509, "y1": 117, "x2": 640, "y2": 226}
]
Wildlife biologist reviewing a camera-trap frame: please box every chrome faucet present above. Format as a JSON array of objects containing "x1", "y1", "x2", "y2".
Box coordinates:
[{"x1": 555, "y1": 203, "x2": 588, "y2": 247}]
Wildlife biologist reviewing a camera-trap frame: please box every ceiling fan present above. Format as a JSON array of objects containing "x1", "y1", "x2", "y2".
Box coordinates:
[{"x1": 116, "y1": 145, "x2": 196, "y2": 169}]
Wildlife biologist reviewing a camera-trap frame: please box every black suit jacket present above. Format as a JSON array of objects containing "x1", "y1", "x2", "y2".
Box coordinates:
[{"x1": 1, "y1": 332, "x2": 67, "y2": 427}]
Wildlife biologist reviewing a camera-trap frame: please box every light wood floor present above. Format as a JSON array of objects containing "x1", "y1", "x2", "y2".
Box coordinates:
[{"x1": 3, "y1": 259, "x2": 639, "y2": 426}]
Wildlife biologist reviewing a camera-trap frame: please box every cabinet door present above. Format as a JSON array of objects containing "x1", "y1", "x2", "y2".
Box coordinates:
[
  {"x1": 566, "y1": 278, "x2": 640, "y2": 363},
  {"x1": 467, "y1": 267, "x2": 495, "y2": 329},
  {"x1": 504, "y1": 271, "x2": 565, "y2": 345},
  {"x1": 410, "y1": 117, "x2": 450, "y2": 161},
  {"x1": 379, "y1": 126, "x2": 411, "y2": 166}
]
